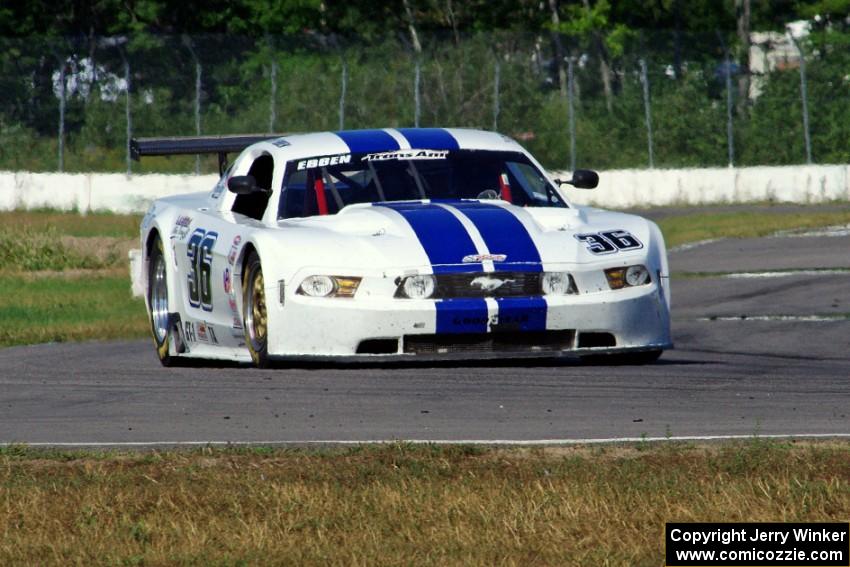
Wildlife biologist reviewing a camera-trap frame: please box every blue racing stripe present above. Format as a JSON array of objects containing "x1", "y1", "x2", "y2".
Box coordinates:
[
  {"x1": 375, "y1": 201, "x2": 488, "y2": 334},
  {"x1": 494, "y1": 297, "x2": 547, "y2": 332},
  {"x1": 396, "y1": 128, "x2": 460, "y2": 150},
  {"x1": 448, "y1": 202, "x2": 542, "y2": 272},
  {"x1": 334, "y1": 129, "x2": 400, "y2": 154},
  {"x1": 436, "y1": 299, "x2": 490, "y2": 334},
  {"x1": 376, "y1": 203, "x2": 481, "y2": 274}
]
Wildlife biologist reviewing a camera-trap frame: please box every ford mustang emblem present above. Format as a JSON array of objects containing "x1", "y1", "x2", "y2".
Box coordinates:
[
  {"x1": 470, "y1": 276, "x2": 516, "y2": 292},
  {"x1": 462, "y1": 253, "x2": 507, "y2": 263}
]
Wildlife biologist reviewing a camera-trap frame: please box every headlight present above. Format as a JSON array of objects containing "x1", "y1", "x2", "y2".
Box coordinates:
[
  {"x1": 299, "y1": 275, "x2": 335, "y2": 297},
  {"x1": 297, "y1": 275, "x2": 361, "y2": 298},
  {"x1": 605, "y1": 265, "x2": 651, "y2": 290},
  {"x1": 541, "y1": 272, "x2": 577, "y2": 295},
  {"x1": 396, "y1": 275, "x2": 436, "y2": 299},
  {"x1": 625, "y1": 265, "x2": 650, "y2": 286}
]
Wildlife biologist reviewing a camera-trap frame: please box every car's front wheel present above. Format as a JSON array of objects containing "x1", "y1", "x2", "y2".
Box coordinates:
[
  {"x1": 243, "y1": 250, "x2": 270, "y2": 368},
  {"x1": 147, "y1": 235, "x2": 176, "y2": 366}
]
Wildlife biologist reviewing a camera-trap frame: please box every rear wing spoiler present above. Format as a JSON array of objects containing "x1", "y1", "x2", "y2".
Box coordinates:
[{"x1": 130, "y1": 134, "x2": 287, "y2": 175}]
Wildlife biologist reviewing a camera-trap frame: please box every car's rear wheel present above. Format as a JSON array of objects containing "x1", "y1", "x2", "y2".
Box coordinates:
[
  {"x1": 148, "y1": 235, "x2": 175, "y2": 366},
  {"x1": 243, "y1": 251, "x2": 270, "y2": 368}
]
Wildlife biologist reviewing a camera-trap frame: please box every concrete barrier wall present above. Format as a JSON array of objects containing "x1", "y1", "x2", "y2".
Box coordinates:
[
  {"x1": 0, "y1": 171, "x2": 218, "y2": 214},
  {"x1": 556, "y1": 164, "x2": 850, "y2": 208},
  {"x1": 1, "y1": 164, "x2": 848, "y2": 213}
]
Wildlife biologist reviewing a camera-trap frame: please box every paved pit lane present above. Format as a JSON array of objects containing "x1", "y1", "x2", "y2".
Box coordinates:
[{"x1": 0, "y1": 226, "x2": 848, "y2": 446}]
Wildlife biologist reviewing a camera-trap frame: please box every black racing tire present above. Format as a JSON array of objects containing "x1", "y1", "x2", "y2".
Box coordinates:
[
  {"x1": 147, "y1": 235, "x2": 176, "y2": 367},
  {"x1": 242, "y1": 250, "x2": 271, "y2": 368},
  {"x1": 581, "y1": 349, "x2": 663, "y2": 366}
]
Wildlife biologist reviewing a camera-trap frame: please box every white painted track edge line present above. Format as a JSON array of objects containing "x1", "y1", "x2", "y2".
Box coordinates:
[{"x1": 3, "y1": 433, "x2": 850, "y2": 447}]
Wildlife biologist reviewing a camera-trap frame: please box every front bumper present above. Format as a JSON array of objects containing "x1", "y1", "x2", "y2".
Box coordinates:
[{"x1": 266, "y1": 277, "x2": 671, "y2": 358}]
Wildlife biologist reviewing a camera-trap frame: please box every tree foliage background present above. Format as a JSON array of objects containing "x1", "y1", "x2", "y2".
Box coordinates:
[{"x1": 0, "y1": 0, "x2": 849, "y2": 172}]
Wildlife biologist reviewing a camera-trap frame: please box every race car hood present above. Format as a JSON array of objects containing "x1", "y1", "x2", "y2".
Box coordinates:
[{"x1": 270, "y1": 200, "x2": 656, "y2": 273}]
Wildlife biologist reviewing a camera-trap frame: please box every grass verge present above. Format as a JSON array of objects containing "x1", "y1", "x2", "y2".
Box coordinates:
[
  {"x1": 0, "y1": 211, "x2": 148, "y2": 347},
  {"x1": 655, "y1": 209, "x2": 850, "y2": 248},
  {"x1": 0, "y1": 440, "x2": 848, "y2": 565},
  {"x1": 0, "y1": 271, "x2": 148, "y2": 346}
]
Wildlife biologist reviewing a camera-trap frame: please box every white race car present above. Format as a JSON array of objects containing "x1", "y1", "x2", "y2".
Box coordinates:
[{"x1": 134, "y1": 128, "x2": 671, "y2": 367}]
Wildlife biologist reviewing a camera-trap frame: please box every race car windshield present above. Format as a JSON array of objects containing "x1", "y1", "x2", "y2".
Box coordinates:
[{"x1": 278, "y1": 149, "x2": 567, "y2": 219}]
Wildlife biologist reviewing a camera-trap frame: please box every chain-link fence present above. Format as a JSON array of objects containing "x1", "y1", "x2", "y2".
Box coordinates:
[{"x1": 0, "y1": 29, "x2": 848, "y2": 174}]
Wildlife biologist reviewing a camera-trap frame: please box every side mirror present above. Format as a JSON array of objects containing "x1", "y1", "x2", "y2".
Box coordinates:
[
  {"x1": 559, "y1": 169, "x2": 599, "y2": 189},
  {"x1": 227, "y1": 175, "x2": 259, "y2": 195}
]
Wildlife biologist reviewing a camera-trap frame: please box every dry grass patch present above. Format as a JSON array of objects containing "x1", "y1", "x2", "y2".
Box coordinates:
[
  {"x1": 60, "y1": 235, "x2": 136, "y2": 266},
  {"x1": 0, "y1": 210, "x2": 138, "y2": 273},
  {"x1": 1, "y1": 441, "x2": 848, "y2": 566},
  {"x1": 0, "y1": 228, "x2": 133, "y2": 272},
  {"x1": 0, "y1": 210, "x2": 141, "y2": 238}
]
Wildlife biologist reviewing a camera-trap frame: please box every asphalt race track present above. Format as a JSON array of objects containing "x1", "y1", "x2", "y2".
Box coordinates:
[{"x1": 1, "y1": 224, "x2": 848, "y2": 446}]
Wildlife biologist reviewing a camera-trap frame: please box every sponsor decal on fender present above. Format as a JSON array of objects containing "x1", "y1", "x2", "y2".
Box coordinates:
[
  {"x1": 184, "y1": 321, "x2": 196, "y2": 342},
  {"x1": 171, "y1": 215, "x2": 193, "y2": 240},
  {"x1": 223, "y1": 268, "x2": 232, "y2": 295},
  {"x1": 228, "y1": 296, "x2": 240, "y2": 320},
  {"x1": 227, "y1": 235, "x2": 242, "y2": 265},
  {"x1": 197, "y1": 322, "x2": 218, "y2": 344}
]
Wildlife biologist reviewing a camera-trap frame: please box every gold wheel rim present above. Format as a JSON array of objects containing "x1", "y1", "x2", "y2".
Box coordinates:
[{"x1": 251, "y1": 271, "x2": 267, "y2": 341}]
